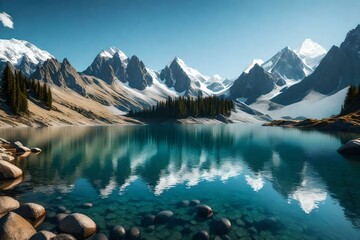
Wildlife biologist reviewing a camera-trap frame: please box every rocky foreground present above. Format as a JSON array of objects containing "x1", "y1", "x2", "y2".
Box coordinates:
[{"x1": 264, "y1": 111, "x2": 360, "y2": 133}]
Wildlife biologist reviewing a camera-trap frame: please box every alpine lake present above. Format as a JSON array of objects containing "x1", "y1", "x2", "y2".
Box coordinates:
[{"x1": 1, "y1": 124, "x2": 360, "y2": 240}]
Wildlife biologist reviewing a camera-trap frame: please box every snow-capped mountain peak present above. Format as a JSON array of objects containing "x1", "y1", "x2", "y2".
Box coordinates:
[
  {"x1": 244, "y1": 59, "x2": 264, "y2": 73},
  {"x1": 294, "y1": 39, "x2": 327, "y2": 69},
  {"x1": 171, "y1": 57, "x2": 209, "y2": 82},
  {"x1": 0, "y1": 38, "x2": 53, "y2": 65},
  {"x1": 99, "y1": 46, "x2": 128, "y2": 62}
]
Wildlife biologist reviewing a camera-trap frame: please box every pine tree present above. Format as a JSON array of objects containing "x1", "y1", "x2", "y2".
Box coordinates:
[{"x1": 46, "y1": 85, "x2": 52, "y2": 108}]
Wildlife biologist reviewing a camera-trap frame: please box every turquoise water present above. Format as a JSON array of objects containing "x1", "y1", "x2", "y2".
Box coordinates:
[{"x1": 1, "y1": 124, "x2": 360, "y2": 240}]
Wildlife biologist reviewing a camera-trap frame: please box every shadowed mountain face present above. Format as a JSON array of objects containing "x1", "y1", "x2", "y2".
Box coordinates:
[
  {"x1": 126, "y1": 55, "x2": 153, "y2": 90},
  {"x1": 83, "y1": 50, "x2": 128, "y2": 84},
  {"x1": 229, "y1": 64, "x2": 283, "y2": 103},
  {"x1": 262, "y1": 47, "x2": 312, "y2": 81},
  {"x1": 273, "y1": 24, "x2": 360, "y2": 105},
  {"x1": 32, "y1": 58, "x2": 86, "y2": 95},
  {"x1": 160, "y1": 58, "x2": 192, "y2": 93}
]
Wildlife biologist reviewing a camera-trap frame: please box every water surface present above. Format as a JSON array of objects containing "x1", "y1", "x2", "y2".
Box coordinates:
[{"x1": 1, "y1": 124, "x2": 360, "y2": 240}]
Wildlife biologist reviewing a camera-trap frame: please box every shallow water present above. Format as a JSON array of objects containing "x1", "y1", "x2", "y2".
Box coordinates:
[{"x1": 1, "y1": 124, "x2": 360, "y2": 240}]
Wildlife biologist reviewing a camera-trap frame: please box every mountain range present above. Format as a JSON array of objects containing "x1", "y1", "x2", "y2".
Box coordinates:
[{"x1": 1, "y1": 24, "x2": 360, "y2": 126}]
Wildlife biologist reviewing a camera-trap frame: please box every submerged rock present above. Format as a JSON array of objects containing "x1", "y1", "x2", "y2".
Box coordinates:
[
  {"x1": 142, "y1": 214, "x2": 155, "y2": 226},
  {"x1": 214, "y1": 218, "x2": 232, "y2": 235},
  {"x1": 14, "y1": 202, "x2": 46, "y2": 228},
  {"x1": 91, "y1": 233, "x2": 108, "y2": 240},
  {"x1": 155, "y1": 210, "x2": 174, "y2": 224},
  {"x1": 190, "y1": 200, "x2": 201, "y2": 206},
  {"x1": 0, "y1": 212, "x2": 36, "y2": 240},
  {"x1": 128, "y1": 226, "x2": 140, "y2": 240},
  {"x1": 109, "y1": 225, "x2": 126, "y2": 240},
  {"x1": 30, "y1": 230, "x2": 56, "y2": 240},
  {"x1": 58, "y1": 213, "x2": 96, "y2": 239},
  {"x1": 179, "y1": 200, "x2": 190, "y2": 207},
  {"x1": 0, "y1": 160, "x2": 23, "y2": 180},
  {"x1": 0, "y1": 196, "x2": 20, "y2": 217},
  {"x1": 338, "y1": 138, "x2": 360, "y2": 155},
  {"x1": 192, "y1": 230, "x2": 210, "y2": 240},
  {"x1": 196, "y1": 205, "x2": 213, "y2": 218},
  {"x1": 81, "y1": 203, "x2": 93, "y2": 209}
]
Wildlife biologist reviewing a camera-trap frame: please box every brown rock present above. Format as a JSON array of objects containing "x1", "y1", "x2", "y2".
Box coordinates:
[
  {"x1": 58, "y1": 213, "x2": 96, "y2": 239},
  {"x1": 0, "y1": 196, "x2": 20, "y2": 217},
  {"x1": 0, "y1": 212, "x2": 36, "y2": 240},
  {"x1": 14, "y1": 203, "x2": 46, "y2": 227},
  {"x1": 0, "y1": 160, "x2": 23, "y2": 180}
]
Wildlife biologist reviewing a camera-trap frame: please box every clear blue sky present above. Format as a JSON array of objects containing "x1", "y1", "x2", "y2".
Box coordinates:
[{"x1": 1, "y1": 0, "x2": 359, "y2": 79}]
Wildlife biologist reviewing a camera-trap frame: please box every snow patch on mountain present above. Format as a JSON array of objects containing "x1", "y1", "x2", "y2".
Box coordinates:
[
  {"x1": 0, "y1": 38, "x2": 53, "y2": 72},
  {"x1": 99, "y1": 46, "x2": 128, "y2": 62},
  {"x1": 294, "y1": 39, "x2": 327, "y2": 70},
  {"x1": 244, "y1": 59, "x2": 264, "y2": 73}
]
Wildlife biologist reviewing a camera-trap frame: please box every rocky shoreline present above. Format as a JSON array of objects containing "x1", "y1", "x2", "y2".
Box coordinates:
[{"x1": 263, "y1": 115, "x2": 360, "y2": 133}]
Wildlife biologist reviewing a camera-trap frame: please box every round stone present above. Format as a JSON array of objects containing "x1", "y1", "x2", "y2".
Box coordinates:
[
  {"x1": 215, "y1": 218, "x2": 232, "y2": 235},
  {"x1": 0, "y1": 160, "x2": 23, "y2": 180},
  {"x1": 128, "y1": 226, "x2": 140, "y2": 240},
  {"x1": 155, "y1": 210, "x2": 174, "y2": 224},
  {"x1": 58, "y1": 213, "x2": 97, "y2": 239},
  {"x1": 196, "y1": 205, "x2": 213, "y2": 218},
  {"x1": 109, "y1": 225, "x2": 126, "y2": 240},
  {"x1": 0, "y1": 212, "x2": 36, "y2": 240},
  {"x1": 192, "y1": 230, "x2": 210, "y2": 240}
]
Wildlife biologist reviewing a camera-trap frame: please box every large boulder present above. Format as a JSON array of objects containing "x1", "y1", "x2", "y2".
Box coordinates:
[
  {"x1": 0, "y1": 176, "x2": 22, "y2": 190},
  {"x1": 0, "y1": 212, "x2": 36, "y2": 240},
  {"x1": 58, "y1": 213, "x2": 96, "y2": 239},
  {"x1": 30, "y1": 230, "x2": 56, "y2": 240},
  {"x1": 14, "y1": 141, "x2": 31, "y2": 153},
  {"x1": 0, "y1": 196, "x2": 20, "y2": 217},
  {"x1": 14, "y1": 203, "x2": 46, "y2": 228},
  {"x1": 338, "y1": 138, "x2": 360, "y2": 155},
  {"x1": 0, "y1": 160, "x2": 23, "y2": 180},
  {"x1": 0, "y1": 153, "x2": 15, "y2": 161}
]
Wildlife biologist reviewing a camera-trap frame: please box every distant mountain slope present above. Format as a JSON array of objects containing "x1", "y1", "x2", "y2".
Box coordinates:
[
  {"x1": 0, "y1": 39, "x2": 53, "y2": 76},
  {"x1": 229, "y1": 64, "x2": 285, "y2": 104},
  {"x1": 272, "y1": 24, "x2": 360, "y2": 106}
]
